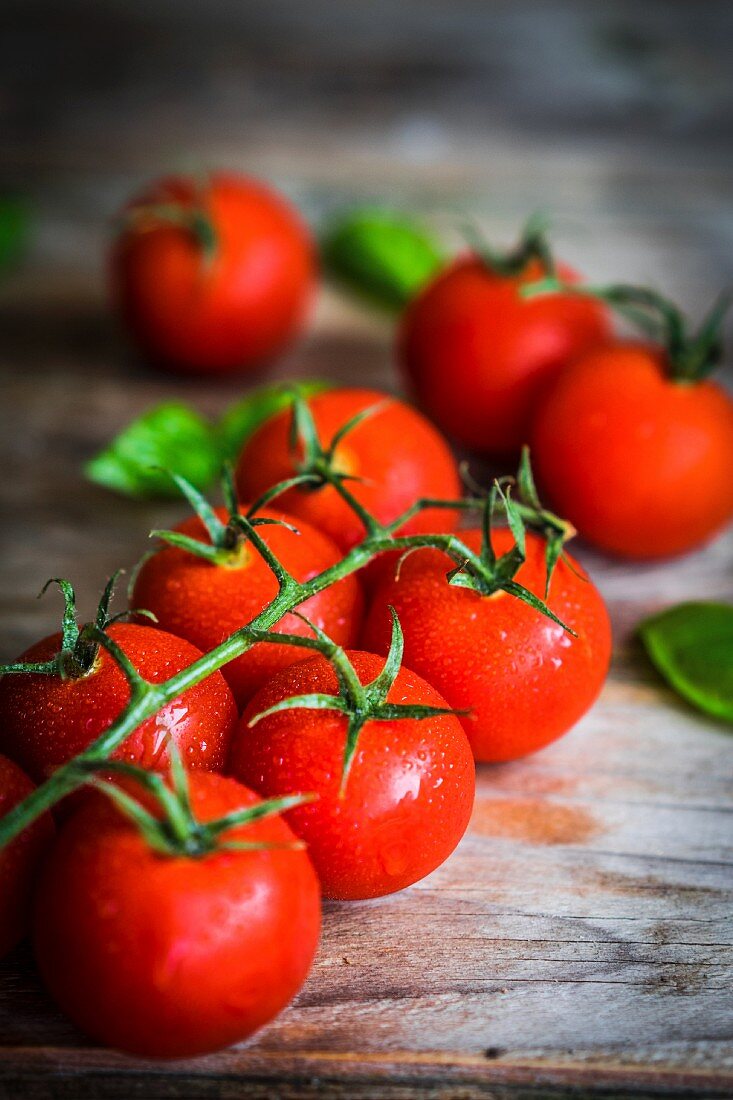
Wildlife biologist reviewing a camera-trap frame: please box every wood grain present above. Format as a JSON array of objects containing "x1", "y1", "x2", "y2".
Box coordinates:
[
  {"x1": 2, "y1": 1, "x2": 733, "y2": 1095},
  {"x1": 2, "y1": 299, "x2": 732, "y2": 1098}
]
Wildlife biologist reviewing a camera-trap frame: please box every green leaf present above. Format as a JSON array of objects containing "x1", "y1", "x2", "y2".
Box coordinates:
[
  {"x1": 0, "y1": 197, "x2": 30, "y2": 273},
  {"x1": 85, "y1": 381, "x2": 329, "y2": 502},
  {"x1": 85, "y1": 403, "x2": 220, "y2": 499},
  {"x1": 216, "y1": 380, "x2": 329, "y2": 463},
  {"x1": 321, "y1": 208, "x2": 445, "y2": 311},
  {"x1": 639, "y1": 602, "x2": 733, "y2": 723}
]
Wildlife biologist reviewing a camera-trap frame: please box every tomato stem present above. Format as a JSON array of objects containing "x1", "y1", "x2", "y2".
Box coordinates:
[
  {"x1": 465, "y1": 212, "x2": 556, "y2": 280},
  {"x1": 286, "y1": 392, "x2": 390, "y2": 538},
  {"x1": 118, "y1": 200, "x2": 218, "y2": 265},
  {"x1": 522, "y1": 278, "x2": 731, "y2": 382},
  {"x1": 0, "y1": 572, "x2": 142, "y2": 681},
  {"x1": 247, "y1": 609, "x2": 463, "y2": 795},
  {"x1": 0, "y1": 417, "x2": 575, "y2": 847},
  {"x1": 151, "y1": 465, "x2": 301, "y2": 583},
  {"x1": 77, "y1": 754, "x2": 314, "y2": 858}
]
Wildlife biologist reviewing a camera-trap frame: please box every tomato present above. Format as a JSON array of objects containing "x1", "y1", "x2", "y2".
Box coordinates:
[
  {"x1": 231, "y1": 651, "x2": 475, "y2": 900},
  {"x1": 399, "y1": 254, "x2": 609, "y2": 455},
  {"x1": 532, "y1": 342, "x2": 733, "y2": 558},
  {"x1": 0, "y1": 753, "x2": 53, "y2": 959},
  {"x1": 33, "y1": 772, "x2": 321, "y2": 1058},
  {"x1": 0, "y1": 623, "x2": 237, "y2": 783},
  {"x1": 132, "y1": 506, "x2": 364, "y2": 708},
  {"x1": 361, "y1": 530, "x2": 611, "y2": 763},
  {"x1": 236, "y1": 388, "x2": 461, "y2": 553},
  {"x1": 111, "y1": 172, "x2": 316, "y2": 376}
]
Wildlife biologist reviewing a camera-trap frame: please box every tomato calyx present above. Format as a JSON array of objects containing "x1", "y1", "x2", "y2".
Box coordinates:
[
  {"x1": 494, "y1": 447, "x2": 576, "y2": 599},
  {"x1": 289, "y1": 390, "x2": 388, "y2": 494},
  {"x1": 445, "y1": 481, "x2": 571, "y2": 633},
  {"x1": 119, "y1": 188, "x2": 218, "y2": 266},
  {"x1": 465, "y1": 213, "x2": 557, "y2": 281},
  {"x1": 149, "y1": 467, "x2": 301, "y2": 581},
  {"x1": 248, "y1": 610, "x2": 464, "y2": 794},
  {"x1": 75, "y1": 745, "x2": 311, "y2": 859},
  {"x1": 0, "y1": 574, "x2": 155, "y2": 682},
  {"x1": 417, "y1": 450, "x2": 577, "y2": 623},
  {"x1": 524, "y1": 278, "x2": 731, "y2": 382},
  {"x1": 241, "y1": 390, "x2": 395, "y2": 542}
]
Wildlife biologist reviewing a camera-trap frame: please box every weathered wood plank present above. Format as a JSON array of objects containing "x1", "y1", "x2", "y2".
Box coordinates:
[{"x1": 2, "y1": 294, "x2": 733, "y2": 1096}]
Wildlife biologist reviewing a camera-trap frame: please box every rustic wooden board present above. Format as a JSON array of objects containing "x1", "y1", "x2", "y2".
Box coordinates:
[
  {"x1": 2, "y1": 286, "x2": 732, "y2": 1098},
  {"x1": 2, "y1": 1, "x2": 733, "y2": 1095}
]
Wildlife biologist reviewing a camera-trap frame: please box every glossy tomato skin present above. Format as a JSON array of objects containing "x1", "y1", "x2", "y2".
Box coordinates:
[
  {"x1": 361, "y1": 530, "x2": 611, "y2": 763},
  {"x1": 231, "y1": 651, "x2": 475, "y2": 900},
  {"x1": 399, "y1": 256, "x2": 610, "y2": 455},
  {"x1": 0, "y1": 754, "x2": 54, "y2": 959},
  {"x1": 111, "y1": 173, "x2": 316, "y2": 376},
  {"x1": 132, "y1": 506, "x2": 364, "y2": 709},
  {"x1": 0, "y1": 623, "x2": 237, "y2": 783},
  {"x1": 33, "y1": 772, "x2": 320, "y2": 1058},
  {"x1": 236, "y1": 388, "x2": 461, "y2": 553},
  {"x1": 532, "y1": 342, "x2": 733, "y2": 558}
]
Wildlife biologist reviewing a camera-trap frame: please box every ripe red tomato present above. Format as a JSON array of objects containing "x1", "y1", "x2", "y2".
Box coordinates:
[
  {"x1": 0, "y1": 753, "x2": 53, "y2": 959},
  {"x1": 532, "y1": 342, "x2": 733, "y2": 558},
  {"x1": 132, "y1": 506, "x2": 364, "y2": 709},
  {"x1": 0, "y1": 623, "x2": 237, "y2": 783},
  {"x1": 236, "y1": 388, "x2": 461, "y2": 553},
  {"x1": 361, "y1": 530, "x2": 611, "y2": 763},
  {"x1": 111, "y1": 172, "x2": 316, "y2": 375},
  {"x1": 231, "y1": 651, "x2": 475, "y2": 900},
  {"x1": 33, "y1": 772, "x2": 321, "y2": 1058},
  {"x1": 399, "y1": 255, "x2": 609, "y2": 454}
]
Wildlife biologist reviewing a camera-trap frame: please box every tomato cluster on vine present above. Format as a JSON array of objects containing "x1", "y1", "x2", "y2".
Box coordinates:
[
  {"x1": 0, "y1": 385, "x2": 612, "y2": 1059},
  {"x1": 2, "y1": 170, "x2": 730, "y2": 1062}
]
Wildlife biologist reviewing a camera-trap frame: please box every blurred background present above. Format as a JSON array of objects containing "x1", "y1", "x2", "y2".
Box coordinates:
[
  {"x1": 2, "y1": 1, "x2": 732, "y2": 305},
  {"x1": 1, "y1": 0, "x2": 732, "y2": 647}
]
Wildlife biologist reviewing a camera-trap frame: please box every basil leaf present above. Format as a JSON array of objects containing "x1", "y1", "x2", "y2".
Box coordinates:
[
  {"x1": 321, "y1": 209, "x2": 445, "y2": 311},
  {"x1": 85, "y1": 403, "x2": 220, "y2": 499},
  {"x1": 0, "y1": 197, "x2": 30, "y2": 274},
  {"x1": 216, "y1": 380, "x2": 329, "y2": 462},
  {"x1": 638, "y1": 602, "x2": 733, "y2": 723},
  {"x1": 85, "y1": 381, "x2": 331, "y2": 500}
]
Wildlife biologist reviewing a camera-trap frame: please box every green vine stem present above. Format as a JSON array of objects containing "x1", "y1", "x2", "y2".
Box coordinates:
[
  {"x1": 0, "y1": 573, "x2": 156, "y2": 681},
  {"x1": 76, "y1": 750, "x2": 312, "y2": 858},
  {"x1": 0, "y1": 433, "x2": 574, "y2": 849},
  {"x1": 522, "y1": 278, "x2": 731, "y2": 382}
]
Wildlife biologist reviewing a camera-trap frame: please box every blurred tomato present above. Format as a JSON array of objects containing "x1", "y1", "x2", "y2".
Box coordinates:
[
  {"x1": 0, "y1": 753, "x2": 53, "y2": 959},
  {"x1": 399, "y1": 251, "x2": 609, "y2": 455},
  {"x1": 111, "y1": 172, "x2": 316, "y2": 376}
]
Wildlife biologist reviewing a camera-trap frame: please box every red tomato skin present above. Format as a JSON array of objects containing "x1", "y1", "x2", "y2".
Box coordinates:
[
  {"x1": 399, "y1": 256, "x2": 610, "y2": 455},
  {"x1": 33, "y1": 772, "x2": 321, "y2": 1058},
  {"x1": 361, "y1": 530, "x2": 611, "y2": 763},
  {"x1": 532, "y1": 343, "x2": 733, "y2": 558},
  {"x1": 0, "y1": 624, "x2": 237, "y2": 783},
  {"x1": 132, "y1": 506, "x2": 364, "y2": 709},
  {"x1": 0, "y1": 754, "x2": 54, "y2": 959},
  {"x1": 231, "y1": 651, "x2": 475, "y2": 900},
  {"x1": 111, "y1": 173, "x2": 316, "y2": 376},
  {"x1": 236, "y1": 388, "x2": 462, "y2": 553}
]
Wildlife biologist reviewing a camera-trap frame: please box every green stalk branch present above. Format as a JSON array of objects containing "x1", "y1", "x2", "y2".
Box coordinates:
[{"x1": 0, "y1": 441, "x2": 574, "y2": 847}]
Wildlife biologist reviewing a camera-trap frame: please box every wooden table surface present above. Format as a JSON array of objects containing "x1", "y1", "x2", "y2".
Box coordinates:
[{"x1": 1, "y1": 2, "x2": 732, "y2": 1096}]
